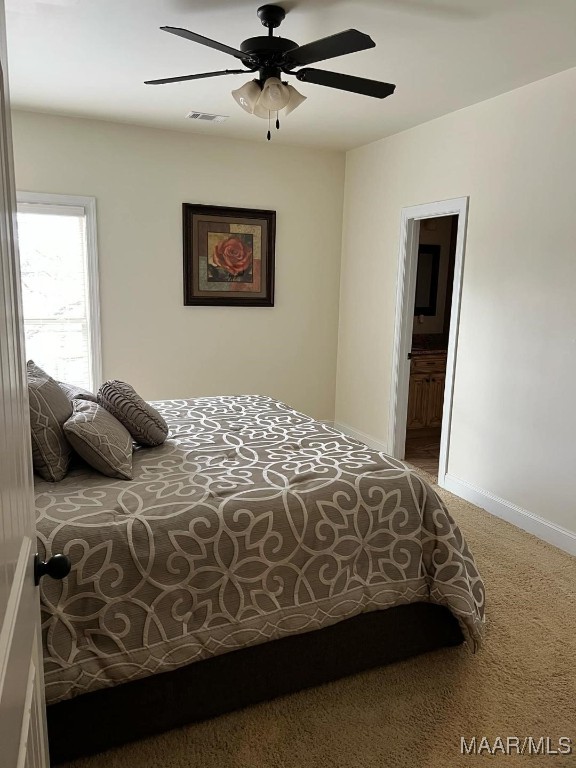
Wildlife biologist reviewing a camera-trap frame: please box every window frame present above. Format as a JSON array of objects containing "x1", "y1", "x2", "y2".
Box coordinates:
[{"x1": 16, "y1": 191, "x2": 102, "y2": 391}]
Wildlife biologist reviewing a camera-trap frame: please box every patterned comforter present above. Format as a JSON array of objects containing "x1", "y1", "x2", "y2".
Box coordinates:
[{"x1": 35, "y1": 396, "x2": 485, "y2": 704}]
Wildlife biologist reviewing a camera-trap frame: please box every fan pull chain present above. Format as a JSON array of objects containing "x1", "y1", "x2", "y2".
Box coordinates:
[
  {"x1": 276, "y1": 111, "x2": 280, "y2": 130},
  {"x1": 267, "y1": 111, "x2": 271, "y2": 141}
]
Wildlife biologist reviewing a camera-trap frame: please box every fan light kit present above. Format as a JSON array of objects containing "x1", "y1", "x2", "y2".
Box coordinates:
[{"x1": 146, "y1": 4, "x2": 396, "y2": 140}]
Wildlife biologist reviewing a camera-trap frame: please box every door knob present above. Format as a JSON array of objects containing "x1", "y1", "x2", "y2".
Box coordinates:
[{"x1": 34, "y1": 553, "x2": 71, "y2": 586}]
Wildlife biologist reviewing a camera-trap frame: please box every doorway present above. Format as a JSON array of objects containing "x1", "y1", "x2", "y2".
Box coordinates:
[{"x1": 388, "y1": 197, "x2": 468, "y2": 486}]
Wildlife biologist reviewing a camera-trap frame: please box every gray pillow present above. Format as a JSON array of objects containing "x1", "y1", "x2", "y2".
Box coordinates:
[
  {"x1": 27, "y1": 360, "x2": 73, "y2": 482},
  {"x1": 97, "y1": 380, "x2": 168, "y2": 447},
  {"x1": 57, "y1": 380, "x2": 98, "y2": 403},
  {"x1": 63, "y1": 400, "x2": 133, "y2": 480}
]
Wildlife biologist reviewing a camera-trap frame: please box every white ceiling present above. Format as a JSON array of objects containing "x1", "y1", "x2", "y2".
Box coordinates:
[{"x1": 6, "y1": 0, "x2": 576, "y2": 150}]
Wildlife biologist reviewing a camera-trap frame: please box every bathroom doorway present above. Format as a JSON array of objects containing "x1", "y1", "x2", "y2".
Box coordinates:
[
  {"x1": 404, "y1": 214, "x2": 458, "y2": 479},
  {"x1": 388, "y1": 197, "x2": 468, "y2": 486}
]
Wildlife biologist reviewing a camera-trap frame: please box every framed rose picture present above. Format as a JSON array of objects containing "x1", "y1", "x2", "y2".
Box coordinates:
[{"x1": 183, "y1": 203, "x2": 276, "y2": 306}]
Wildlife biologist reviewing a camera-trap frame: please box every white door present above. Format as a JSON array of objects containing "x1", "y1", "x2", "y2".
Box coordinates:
[{"x1": 0, "y1": 0, "x2": 50, "y2": 765}]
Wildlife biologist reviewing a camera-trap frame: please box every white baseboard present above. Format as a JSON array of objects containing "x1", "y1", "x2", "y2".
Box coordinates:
[
  {"x1": 442, "y1": 473, "x2": 576, "y2": 556},
  {"x1": 332, "y1": 421, "x2": 389, "y2": 454}
]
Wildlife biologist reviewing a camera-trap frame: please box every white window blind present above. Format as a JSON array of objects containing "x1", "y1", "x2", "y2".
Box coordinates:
[{"x1": 17, "y1": 194, "x2": 101, "y2": 391}]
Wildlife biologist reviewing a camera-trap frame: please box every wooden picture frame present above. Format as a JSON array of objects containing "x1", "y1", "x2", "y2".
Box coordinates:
[{"x1": 183, "y1": 203, "x2": 276, "y2": 306}]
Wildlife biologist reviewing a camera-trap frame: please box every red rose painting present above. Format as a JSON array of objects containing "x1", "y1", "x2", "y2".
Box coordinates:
[
  {"x1": 207, "y1": 232, "x2": 254, "y2": 284},
  {"x1": 212, "y1": 236, "x2": 253, "y2": 277},
  {"x1": 183, "y1": 204, "x2": 275, "y2": 306}
]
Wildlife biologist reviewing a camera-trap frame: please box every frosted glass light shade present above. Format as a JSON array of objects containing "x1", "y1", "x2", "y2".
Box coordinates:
[
  {"x1": 258, "y1": 77, "x2": 290, "y2": 111},
  {"x1": 231, "y1": 80, "x2": 262, "y2": 114},
  {"x1": 233, "y1": 79, "x2": 306, "y2": 120},
  {"x1": 284, "y1": 84, "x2": 306, "y2": 115},
  {"x1": 253, "y1": 100, "x2": 270, "y2": 119}
]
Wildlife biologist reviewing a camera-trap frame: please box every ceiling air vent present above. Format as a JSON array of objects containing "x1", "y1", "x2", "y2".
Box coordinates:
[{"x1": 185, "y1": 111, "x2": 228, "y2": 123}]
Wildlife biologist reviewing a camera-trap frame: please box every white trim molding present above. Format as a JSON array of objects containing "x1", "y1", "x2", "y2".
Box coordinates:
[
  {"x1": 16, "y1": 191, "x2": 102, "y2": 391},
  {"x1": 388, "y1": 196, "x2": 469, "y2": 487},
  {"x1": 333, "y1": 421, "x2": 389, "y2": 454},
  {"x1": 443, "y1": 474, "x2": 576, "y2": 556}
]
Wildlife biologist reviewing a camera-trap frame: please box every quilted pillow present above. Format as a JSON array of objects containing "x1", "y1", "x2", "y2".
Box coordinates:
[
  {"x1": 27, "y1": 360, "x2": 73, "y2": 482},
  {"x1": 97, "y1": 380, "x2": 168, "y2": 447},
  {"x1": 63, "y1": 400, "x2": 133, "y2": 480},
  {"x1": 57, "y1": 380, "x2": 98, "y2": 403}
]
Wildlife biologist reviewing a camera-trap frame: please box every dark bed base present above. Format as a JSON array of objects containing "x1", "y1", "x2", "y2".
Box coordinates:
[{"x1": 47, "y1": 602, "x2": 463, "y2": 764}]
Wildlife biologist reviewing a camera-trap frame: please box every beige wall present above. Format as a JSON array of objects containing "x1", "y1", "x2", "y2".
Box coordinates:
[
  {"x1": 336, "y1": 66, "x2": 576, "y2": 534},
  {"x1": 12, "y1": 111, "x2": 345, "y2": 421}
]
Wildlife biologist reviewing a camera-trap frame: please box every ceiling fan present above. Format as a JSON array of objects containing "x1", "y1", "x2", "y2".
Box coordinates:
[{"x1": 145, "y1": 4, "x2": 396, "y2": 139}]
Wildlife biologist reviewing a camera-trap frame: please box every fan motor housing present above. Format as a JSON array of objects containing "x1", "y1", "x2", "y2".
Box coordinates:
[{"x1": 240, "y1": 36, "x2": 297, "y2": 57}]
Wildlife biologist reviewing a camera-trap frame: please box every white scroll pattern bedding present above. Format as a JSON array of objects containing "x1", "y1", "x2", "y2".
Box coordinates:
[{"x1": 35, "y1": 395, "x2": 485, "y2": 704}]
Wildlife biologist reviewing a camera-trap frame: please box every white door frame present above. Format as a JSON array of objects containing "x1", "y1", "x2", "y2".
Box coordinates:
[{"x1": 388, "y1": 196, "x2": 469, "y2": 487}]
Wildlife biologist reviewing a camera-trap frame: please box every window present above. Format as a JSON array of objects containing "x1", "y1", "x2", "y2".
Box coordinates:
[{"x1": 16, "y1": 193, "x2": 101, "y2": 391}]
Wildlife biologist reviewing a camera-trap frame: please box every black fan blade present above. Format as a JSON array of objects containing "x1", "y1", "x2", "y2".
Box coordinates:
[
  {"x1": 145, "y1": 69, "x2": 247, "y2": 85},
  {"x1": 161, "y1": 26, "x2": 248, "y2": 62},
  {"x1": 295, "y1": 68, "x2": 396, "y2": 99},
  {"x1": 283, "y1": 29, "x2": 374, "y2": 69}
]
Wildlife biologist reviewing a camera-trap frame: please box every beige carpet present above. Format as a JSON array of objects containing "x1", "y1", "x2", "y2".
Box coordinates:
[{"x1": 63, "y1": 472, "x2": 576, "y2": 768}]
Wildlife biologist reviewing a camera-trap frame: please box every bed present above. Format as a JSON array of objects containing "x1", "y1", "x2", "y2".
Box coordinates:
[{"x1": 35, "y1": 395, "x2": 484, "y2": 762}]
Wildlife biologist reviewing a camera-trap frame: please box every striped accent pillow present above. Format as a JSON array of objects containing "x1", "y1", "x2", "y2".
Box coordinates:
[{"x1": 97, "y1": 380, "x2": 169, "y2": 447}]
